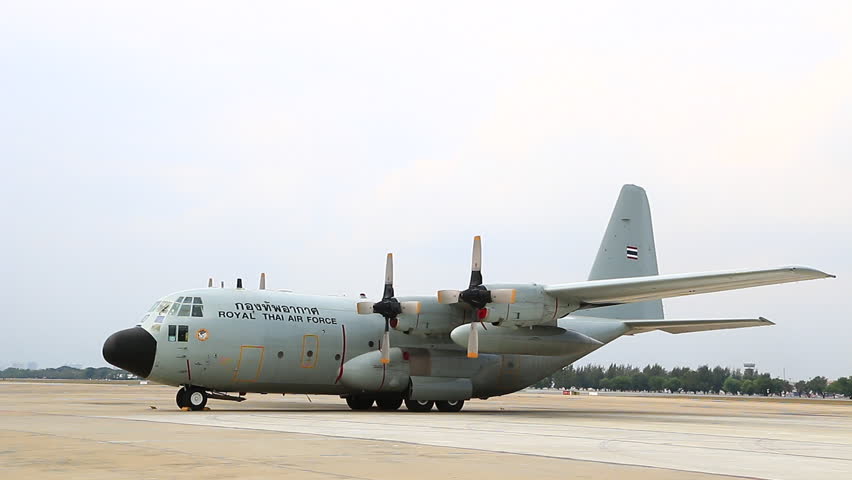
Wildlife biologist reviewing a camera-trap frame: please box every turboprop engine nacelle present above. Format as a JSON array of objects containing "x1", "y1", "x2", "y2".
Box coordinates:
[
  {"x1": 391, "y1": 296, "x2": 465, "y2": 336},
  {"x1": 450, "y1": 324, "x2": 603, "y2": 356},
  {"x1": 482, "y1": 284, "x2": 578, "y2": 328}
]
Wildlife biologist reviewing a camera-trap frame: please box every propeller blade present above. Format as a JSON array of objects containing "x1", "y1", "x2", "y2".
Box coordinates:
[
  {"x1": 356, "y1": 302, "x2": 375, "y2": 314},
  {"x1": 490, "y1": 289, "x2": 517, "y2": 304},
  {"x1": 469, "y1": 235, "x2": 483, "y2": 288},
  {"x1": 467, "y1": 321, "x2": 479, "y2": 359},
  {"x1": 400, "y1": 301, "x2": 421, "y2": 315},
  {"x1": 382, "y1": 253, "x2": 394, "y2": 300},
  {"x1": 259, "y1": 273, "x2": 266, "y2": 290},
  {"x1": 380, "y1": 325, "x2": 391, "y2": 364},
  {"x1": 207, "y1": 277, "x2": 213, "y2": 288},
  {"x1": 437, "y1": 290, "x2": 461, "y2": 304}
]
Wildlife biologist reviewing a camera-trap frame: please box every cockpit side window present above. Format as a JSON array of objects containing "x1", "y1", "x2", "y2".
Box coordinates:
[{"x1": 177, "y1": 325, "x2": 189, "y2": 342}]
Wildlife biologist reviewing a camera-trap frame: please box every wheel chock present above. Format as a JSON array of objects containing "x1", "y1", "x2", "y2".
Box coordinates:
[
  {"x1": 181, "y1": 407, "x2": 191, "y2": 412},
  {"x1": 203, "y1": 407, "x2": 211, "y2": 411}
]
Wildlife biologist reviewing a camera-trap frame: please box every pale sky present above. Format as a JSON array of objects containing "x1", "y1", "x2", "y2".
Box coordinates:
[{"x1": 1, "y1": 2, "x2": 850, "y2": 380}]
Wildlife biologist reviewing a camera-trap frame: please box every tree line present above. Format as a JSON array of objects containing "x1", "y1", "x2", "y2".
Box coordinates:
[
  {"x1": 0, "y1": 366, "x2": 130, "y2": 380},
  {"x1": 532, "y1": 364, "x2": 852, "y2": 397},
  {"x1": 2, "y1": 364, "x2": 850, "y2": 398}
]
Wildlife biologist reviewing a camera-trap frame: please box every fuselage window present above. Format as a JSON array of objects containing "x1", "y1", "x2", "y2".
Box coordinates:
[
  {"x1": 177, "y1": 325, "x2": 189, "y2": 342},
  {"x1": 168, "y1": 325, "x2": 177, "y2": 342}
]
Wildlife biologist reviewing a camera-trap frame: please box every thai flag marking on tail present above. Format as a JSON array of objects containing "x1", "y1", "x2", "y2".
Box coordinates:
[{"x1": 626, "y1": 245, "x2": 639, "y2": 260}]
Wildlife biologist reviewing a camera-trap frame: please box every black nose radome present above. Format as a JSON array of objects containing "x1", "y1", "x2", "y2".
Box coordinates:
[{"x1": 103, "y1": 327, "x2": 156, "y2": 378}]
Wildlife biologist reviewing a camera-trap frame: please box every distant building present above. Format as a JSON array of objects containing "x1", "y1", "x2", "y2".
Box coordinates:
[{"x1": 744, "y1": 363, "x2": 756, "y2": 376}]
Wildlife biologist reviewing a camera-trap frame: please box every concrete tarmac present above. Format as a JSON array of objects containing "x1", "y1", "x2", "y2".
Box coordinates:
[{"x1": 1, "y1": 382, "x2": 850, "y2": 480}]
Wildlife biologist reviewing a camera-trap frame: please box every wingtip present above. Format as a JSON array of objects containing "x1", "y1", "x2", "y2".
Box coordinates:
[
  {"x1": 785, "y1": 266, "x2": 836, "y2": 279},
  {"x1": 758, "y1": 316, "x2": 775, "y2": 325}
]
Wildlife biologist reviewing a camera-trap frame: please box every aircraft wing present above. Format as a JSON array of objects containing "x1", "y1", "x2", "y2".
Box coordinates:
[
  {"x1": 621, "y1": 317, "x2": 774, "y2": 335},
  {"x1": 545, "y1": 266, "x2": 833, "y2": 307}
]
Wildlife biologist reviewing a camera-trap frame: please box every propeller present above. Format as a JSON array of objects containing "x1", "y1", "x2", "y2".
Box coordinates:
[
  {"x1": 207, "y1": 277, "x2": 214, "y2": 288},
  {"x1": 437, "y1": 236, "x2": 516, "y2": 358},
  {"x1": 356, "y1": 253, "x2": 421, "y2": 364},
  {"x1": 259, "y1": 272, "x2": 266, "y2": 290}
]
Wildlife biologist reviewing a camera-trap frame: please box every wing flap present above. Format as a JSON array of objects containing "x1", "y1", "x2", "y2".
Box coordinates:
[
  {"x1": 624, "y1": 317, "x2": 775, "y2": 335},
  {"x1": 545, "y1": 266, "x2": 833, "y2": 306}
]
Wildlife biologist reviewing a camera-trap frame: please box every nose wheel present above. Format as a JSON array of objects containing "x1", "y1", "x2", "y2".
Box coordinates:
[{"x1": 176, "y1": 387, "x2": 208, "y2": 411}]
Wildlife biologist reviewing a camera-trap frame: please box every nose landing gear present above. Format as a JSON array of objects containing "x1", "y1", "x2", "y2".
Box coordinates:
[{"x1": 176, "y1": 386, "x2": 208, "y2": 411}]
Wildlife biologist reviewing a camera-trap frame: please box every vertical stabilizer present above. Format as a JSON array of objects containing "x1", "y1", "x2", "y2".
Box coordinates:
[{"x1": 579, "y1": 184, "x2": 664, "y2": 320}]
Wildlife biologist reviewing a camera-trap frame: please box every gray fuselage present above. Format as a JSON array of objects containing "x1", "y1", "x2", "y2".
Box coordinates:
[{"x1": 136, "y1": 288, "x2": 626, "y2": 399}]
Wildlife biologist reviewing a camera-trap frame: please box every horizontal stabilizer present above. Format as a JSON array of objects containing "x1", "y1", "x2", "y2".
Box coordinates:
[
  {"x1": 623, "y1": 317, "x2": 774, "y2": 335},
  {"x1": 545, "y1": 266, "x2": 833, "y2": 308}
]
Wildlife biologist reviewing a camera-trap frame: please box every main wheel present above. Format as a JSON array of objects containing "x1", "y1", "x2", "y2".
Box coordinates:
[
  {"x1": 187, "y1": 387, "x2": 208, "y2": 411},
  {"x1": 346, "y1": 396, "x2": 374, "y2": 410},
  {"x1": 436, "y1": 400, "x2": 465, "y2": 412},
  {"x1": 404, "y1": 399, "x2": 434, "y2": 412},
  {"x1": 376, "y1": 397, "x2": 403, "y2": 411},
  {"x1": 175, "y1": 388, "x2": 188, "y2": 409}
]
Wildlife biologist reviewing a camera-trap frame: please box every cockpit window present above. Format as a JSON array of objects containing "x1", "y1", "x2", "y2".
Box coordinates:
[
  {"x1": 168, "y1": 302, "x2": 180, "y2": 315},
  {"x1": 156, "y1": 301, "x2": 172, "y2": 315},
  {"x1": 176, "y1": 297, "x2": 203, "y2": 317},
  {"x1": 148, "y1": 302, "x2": 160, "y2": 312}
]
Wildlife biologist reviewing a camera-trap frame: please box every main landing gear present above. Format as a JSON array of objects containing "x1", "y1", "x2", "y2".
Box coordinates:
[
  {"x1": 345, "y1": 395, "x2": 465, "y2": 412},
  {"x1": 404, "y1": 399, "x2": 434, "y2": 412},
  {"x1": 176, "y1": 386, "x2": 208, "y2": 411}
]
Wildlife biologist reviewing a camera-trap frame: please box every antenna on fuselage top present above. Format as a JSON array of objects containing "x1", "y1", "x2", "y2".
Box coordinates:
[
  {"x1": 259, "y1": 272, "x2": 266, "y2": 290},
  {"x1": 237, "y1": 278, "x2": 243, "y2": 289},
  {"x1": 208, "y1": 277, "x2": 213, "y2": 288}
]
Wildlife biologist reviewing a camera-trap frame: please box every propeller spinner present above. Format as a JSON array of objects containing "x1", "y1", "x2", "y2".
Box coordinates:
[
  {"x1": 356, "y1": 254, "x2": 421, "y2": 364},
  {"x1": 437, "y1": 236, "x2": 516, "y2": 358}
]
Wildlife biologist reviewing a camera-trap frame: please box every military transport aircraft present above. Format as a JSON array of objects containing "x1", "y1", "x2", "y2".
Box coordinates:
[{"x1": 103, "y1": 185, "x2": 834, "y2": 412}]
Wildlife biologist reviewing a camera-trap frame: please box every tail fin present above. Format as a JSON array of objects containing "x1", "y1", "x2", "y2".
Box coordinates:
[{"x1": 579, "y1": 184, "x2": 664, "y2": 320}]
